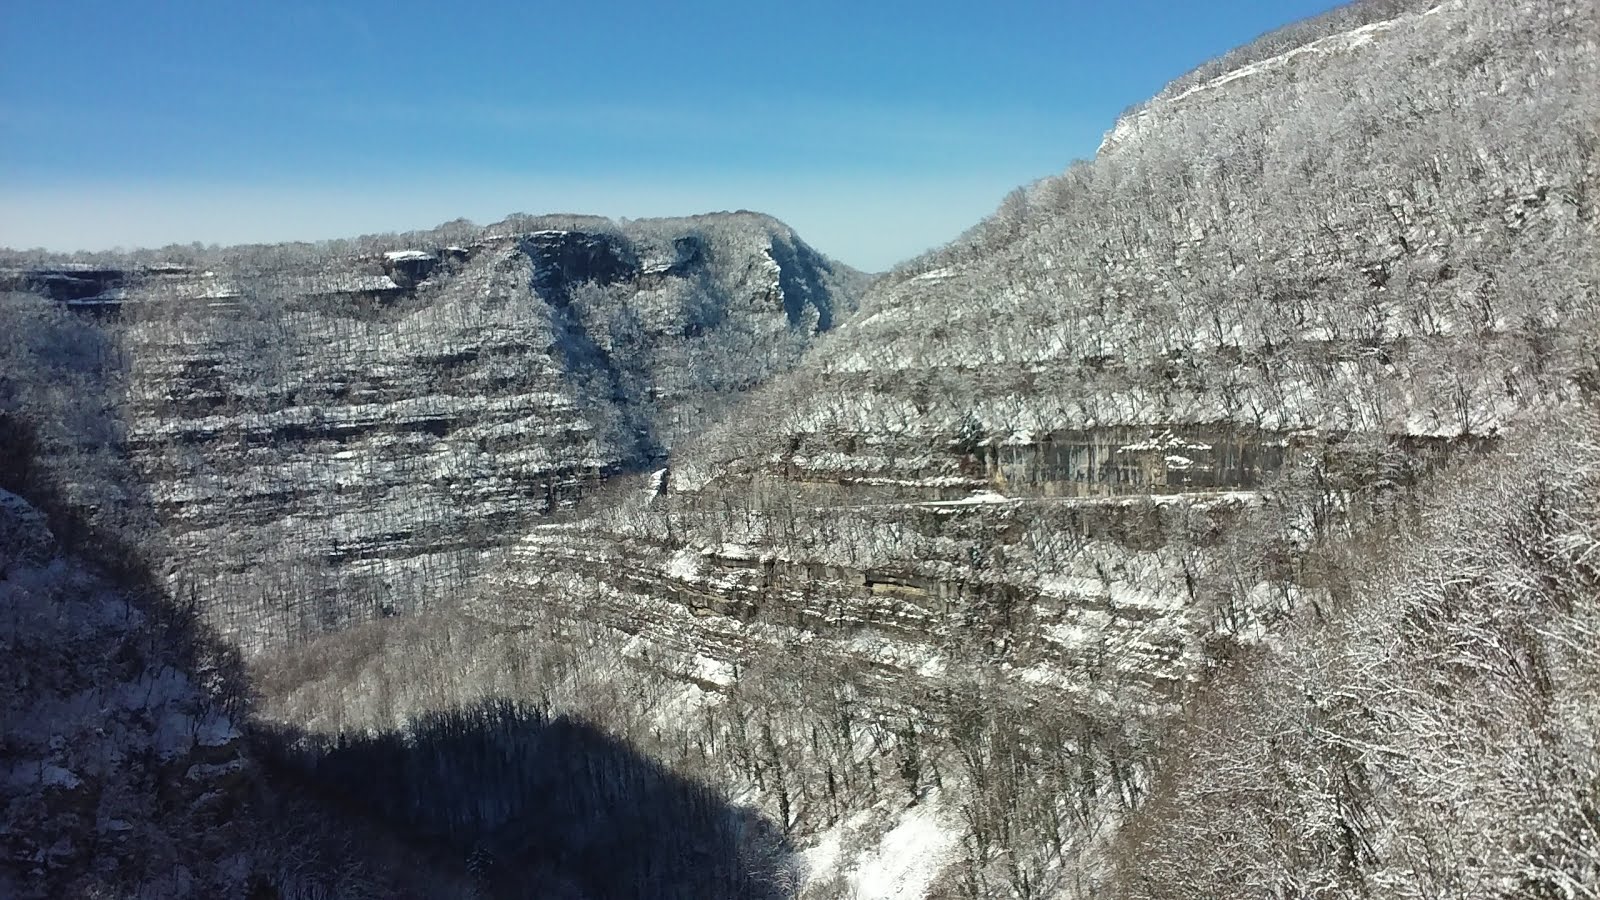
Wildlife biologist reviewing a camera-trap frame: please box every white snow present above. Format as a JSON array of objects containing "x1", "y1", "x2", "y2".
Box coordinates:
[
  {"x1": 844, "y1": 475, "x2": 977, "y2": 489},
  {"x1": 1040, "y1": 575, "x2": 1107, "y2": 599},
  {"x1": 1044, "y1": 621, "x2": 1102, "y2": 648},
  {"x1": 801, "y1": 825, "x2": 845, "y2": 884},
  {"x1": 1100, "y1": 8, "x2": 1433, "y2": 152},
  {"x1": 667, "y1": 548, "x2": 703, "y2": 581},
  {"x1": 1119, "y1": 430, "x2": 1213, "y2": 453},
  {"x1": 849, "y1": 798, "x2": 960, "y2": 899},
  {"x1": 925, "y1": 490, "x2": 1013, "y2": 507},
  {"x1": 1162, "y1": 16, "x2": 1402, "y2": 105},
  {"x1": 844, "y1": 635, "x2": 942, "y2": 673},
  {"x1": 383, "y1": 250, "x2": 434, "y2": 262},
  {"x1": 644, "y1": 467, "x2": 670, "y2": 500},
  {"x1": 690, "y1": 653, "x2": 735, "y2": 688}
]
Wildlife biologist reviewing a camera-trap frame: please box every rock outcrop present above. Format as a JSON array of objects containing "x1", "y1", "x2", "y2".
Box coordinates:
[{"x1": 0, "y1": 490, "x2": 375, "y2": 898}]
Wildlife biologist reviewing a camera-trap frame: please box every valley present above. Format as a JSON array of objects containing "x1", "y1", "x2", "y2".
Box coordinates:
[{"x1": 2, "y1": 0, "x2": 1597, "y2": 897}]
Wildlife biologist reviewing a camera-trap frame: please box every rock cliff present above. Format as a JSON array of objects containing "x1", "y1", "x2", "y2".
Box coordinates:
[{"x1": 4, "y1": 212, "x2": 864, "y2": 648}]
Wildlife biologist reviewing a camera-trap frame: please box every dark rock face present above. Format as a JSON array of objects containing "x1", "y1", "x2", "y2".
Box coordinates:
[
  {"x1": 767, "y1": 235, "x2": 838, "y2": 330},
  {"x1": 520, "y1": 230, "x2": 638, "y2": 306},
  {"x1": 0, "y1": 268, "x2": 128, "y2": 302},
  {"x1": 381, "y1": 251, "x2": 441, "y2": 287},
  {"x1": 0, "y1": 268, "x2": 137, "y2": 317},
  {"x1": 671, "y1": 235, "x2": 703, "y2": 271}
]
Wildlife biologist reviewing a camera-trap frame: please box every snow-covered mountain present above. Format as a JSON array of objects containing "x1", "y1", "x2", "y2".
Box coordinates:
[
  {"x1": 3, "y1": 212, "x2": 865, "y2": 649},
  {"x1": 3, "y1": 0, "x2": 1596, "y2": 896}
]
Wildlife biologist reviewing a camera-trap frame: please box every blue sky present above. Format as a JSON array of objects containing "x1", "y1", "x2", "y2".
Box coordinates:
[{"x1": 2, "y1": 0, "x2": 1343, "y2": 270}]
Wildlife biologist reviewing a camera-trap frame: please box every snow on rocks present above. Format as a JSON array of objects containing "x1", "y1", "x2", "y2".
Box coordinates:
[
  {"x1": 848, "y1": 796, "x2": 961, "y2": 899},
  {"x1": 667, "y1": 548, "x2": 704, "y2": 581},
  {"x1": 690, "y1": 653, "x2": 736, "y2": 689}
]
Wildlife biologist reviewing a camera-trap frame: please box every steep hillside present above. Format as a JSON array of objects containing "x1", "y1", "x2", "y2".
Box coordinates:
[
  {"x1": 4, "y1": 0, "x2": 1595, "y2": 896},
  {"x1": 0, "y1": 487, "x2": 440, "y2": 899},
  {"x1": 3, "y1": 212, "x2": 864, "y2": 648},
  {"x1": 694, "y1": 0, "x2": 1593, "y2": 490},
  {"x1": 0, "y1": 482, "x2": 794, "y2": 899},
  {"x1": 1102, "y1": 409, "x2": 1600, "y2": 898},
  {"x1": 0, "y1": 212, "x2": 832, "y2": 890},
  {"x1": 242, "y1": 0, "x2": 1600, "y2": 896}
]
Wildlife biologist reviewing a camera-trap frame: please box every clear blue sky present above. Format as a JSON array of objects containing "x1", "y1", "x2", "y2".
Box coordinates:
[{"x1": 1, "y1": 0, "x2": 1343, "y2": 270}]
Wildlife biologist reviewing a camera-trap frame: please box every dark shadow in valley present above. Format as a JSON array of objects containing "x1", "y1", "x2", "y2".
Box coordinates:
[{"x1": 258, "y1": 699, "x2": 799, "y2": 900}]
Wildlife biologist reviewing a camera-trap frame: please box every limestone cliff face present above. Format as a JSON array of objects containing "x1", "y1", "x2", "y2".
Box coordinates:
[
  {"x1": 4, "y1": 213, "x2": 863, "y2": 649},
  {"x1": 490, "y1": 0, "x2": 1594, "y2": 679}
]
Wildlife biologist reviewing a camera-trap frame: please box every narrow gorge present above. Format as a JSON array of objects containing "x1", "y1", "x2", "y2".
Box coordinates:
[{"x1": 3, "y1": 0, "x2": 1597, "y2": 897}]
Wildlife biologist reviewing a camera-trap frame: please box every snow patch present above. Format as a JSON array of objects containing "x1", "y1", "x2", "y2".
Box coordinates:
[
  {"x1": 41, "y1": 765, "x2": 82, "y2": 790},
  {"x1": 849, "y1": 798, "x2": 960, "y2": 899},
  {"x1": 801, "y1": 825, "x2": 845, "y2": 885},
  {"x1": 690, "y1": 654, "x2": 735, "y2": 688},
  {"x1": 1100, "y1": 8, "x2": 1432, "y2": 152},
  {"x1": 667, "y1": 548, "x2": 703, "y2": 581},
  {"x1": 925, "y1": 490, "x2": 1013, "y2": 507}
]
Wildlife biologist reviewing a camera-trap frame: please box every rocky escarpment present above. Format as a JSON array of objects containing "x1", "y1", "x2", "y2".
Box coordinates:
[
  {"x1": 4, "y1": 473, "x2": 786, "y2": 898},
  {"x1": 0, "y1": 489, "x2": 237, "y2": 896},
  {"x1": 6, "y1": 0, "x2": 1594, "y2": 894},
  {"x1": 4, "y1": 212, "x2": 863, "y2": 649},
  {"x1": 296, "y1": 0, "x2": 1593, "y2": 894}
]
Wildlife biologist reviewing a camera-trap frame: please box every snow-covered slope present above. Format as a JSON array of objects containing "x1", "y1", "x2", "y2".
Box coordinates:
[
  {"x1": 5, "y1": 0, "x2": 1595, "y2": 894},
  {"x1": 1099, "y1": 2, "x2": 1449, "y2": 153},
  {"x1": 0, "y1": 489, "x2": 434, "y2": 898}
]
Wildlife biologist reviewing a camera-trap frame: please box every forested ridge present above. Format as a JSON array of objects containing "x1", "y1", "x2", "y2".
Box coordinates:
[{"x1": 3, "y1": 0, "x2": 1597, "y2": 897}]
